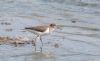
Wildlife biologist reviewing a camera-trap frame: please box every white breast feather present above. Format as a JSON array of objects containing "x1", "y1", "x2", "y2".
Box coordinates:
[{"x1": 44, "y1": 28, "x2": 50, "y2": 34}]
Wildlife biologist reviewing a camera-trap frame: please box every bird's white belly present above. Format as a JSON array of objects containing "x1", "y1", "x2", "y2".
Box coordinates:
[{"x1": 43, "y1": 28, "x2": 50, "y2": 34}]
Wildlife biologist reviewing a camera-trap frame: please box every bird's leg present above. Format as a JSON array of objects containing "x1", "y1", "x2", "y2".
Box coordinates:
[
  {"x1": 32, "y1": 35, "x2": 39, "y2": 52},
  {"x1": 40, "y1": 36, "x2": 43, "y2": 52},
  {"x1": 40, "y1": 37, "x2": 43, "y2": 47}
]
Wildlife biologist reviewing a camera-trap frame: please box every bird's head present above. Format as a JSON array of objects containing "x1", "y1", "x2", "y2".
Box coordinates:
[{"x1": 49, "y1": 23, "x2": 56, "y2": 28}]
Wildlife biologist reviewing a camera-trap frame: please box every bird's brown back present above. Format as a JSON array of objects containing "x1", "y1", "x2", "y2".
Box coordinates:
[{"x1": 25, "y1": 26, "x2": 48, "y2": 32}]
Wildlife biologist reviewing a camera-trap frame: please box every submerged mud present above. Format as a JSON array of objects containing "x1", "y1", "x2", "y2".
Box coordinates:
[{"x1": 0, "y1": 36, "x2": 32, "y2": 46}]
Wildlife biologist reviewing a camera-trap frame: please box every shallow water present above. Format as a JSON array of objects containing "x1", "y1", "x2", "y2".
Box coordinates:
[{"x1": 0, "y1": 0, "x2": 100, "y2": 61}]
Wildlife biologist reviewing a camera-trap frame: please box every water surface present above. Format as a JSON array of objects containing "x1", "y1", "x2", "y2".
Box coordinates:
[{"x1": 0, "y1": 0, "x2": 100, "y2": 61}]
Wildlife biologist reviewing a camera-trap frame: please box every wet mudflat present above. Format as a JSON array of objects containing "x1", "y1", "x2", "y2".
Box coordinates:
[{"x1": 0, "y1": 0, "x2": 100, "y2": 61}]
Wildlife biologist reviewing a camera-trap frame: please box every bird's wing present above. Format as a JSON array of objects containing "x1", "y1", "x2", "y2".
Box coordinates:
[{"x1": 25, "y1": 26, "x2": 48, "y2": 32}]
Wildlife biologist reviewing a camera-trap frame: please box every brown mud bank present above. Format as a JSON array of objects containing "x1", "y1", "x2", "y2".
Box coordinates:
[{"x1": 0, "y1": 36, "x2": 32, "y2": 46}]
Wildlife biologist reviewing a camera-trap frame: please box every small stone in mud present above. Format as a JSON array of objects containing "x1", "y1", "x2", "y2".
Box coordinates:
[
  {"x1": 53, "y1": 43, "x2": 59, "y2": 48},
  {"x1": 71, "y1": 20, "x2": 76, "y2": 23}
]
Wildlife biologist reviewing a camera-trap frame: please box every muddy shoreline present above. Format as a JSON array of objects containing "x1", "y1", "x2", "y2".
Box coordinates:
[{"x1": 0, "y1": 36, "x2": 32, "y2": 46}]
